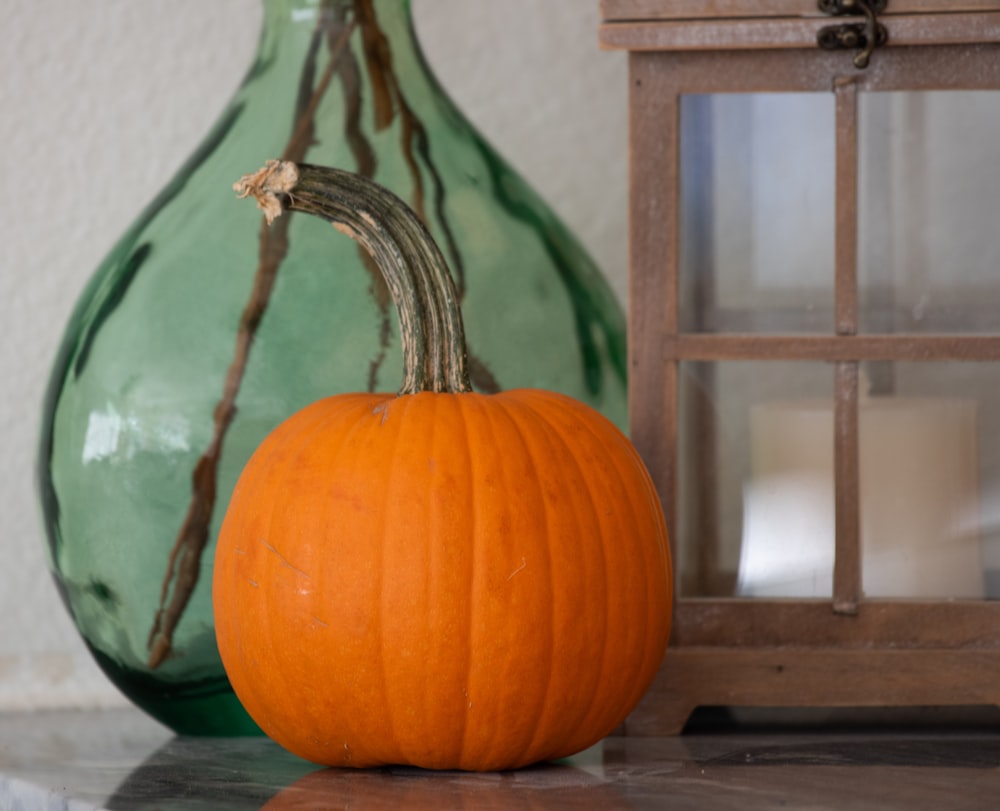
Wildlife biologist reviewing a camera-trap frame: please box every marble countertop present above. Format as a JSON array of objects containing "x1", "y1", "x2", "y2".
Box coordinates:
[{"x1": 4, "y1": 707, "x2": 1000, "y2": 810}]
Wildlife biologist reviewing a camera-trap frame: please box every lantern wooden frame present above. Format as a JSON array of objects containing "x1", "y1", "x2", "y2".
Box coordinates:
[{"x1": 601, "y1": 1, "x2": 1000, "y2": 734}]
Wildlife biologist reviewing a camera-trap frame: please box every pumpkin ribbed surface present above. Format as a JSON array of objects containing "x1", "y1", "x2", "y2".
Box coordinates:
[{"x1": 213, "y1": 388, "x2": 670, "y2": 771}]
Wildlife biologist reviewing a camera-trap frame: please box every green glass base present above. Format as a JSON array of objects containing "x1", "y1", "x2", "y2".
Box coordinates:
[{"x1": 89, "y1": 646, "x2": 263, "y2": 737}]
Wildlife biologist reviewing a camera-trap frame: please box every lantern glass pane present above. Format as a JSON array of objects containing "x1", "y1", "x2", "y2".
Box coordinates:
[
  {"x1": 678, "y1": 93, "x2": 835, "y2": 334},
  {"x1": 676, "y1": 360, "x2": 833, "y2": 598},
  {"x1": 859, "y1": 91, "x2": 1000, "y2": 335},
  {"x1": 856, "y1": 362, "x2": 998, "y2": 600}
]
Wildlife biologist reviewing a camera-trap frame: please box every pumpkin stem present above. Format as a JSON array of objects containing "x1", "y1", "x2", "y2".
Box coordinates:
[{"x1": 234, "y1": 160, "x2": 473, "y2": 395}]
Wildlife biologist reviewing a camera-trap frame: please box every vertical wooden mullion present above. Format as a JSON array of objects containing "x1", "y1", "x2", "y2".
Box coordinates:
[
  {"x1": 681, "y1": 96, "x2": 721, "y2": 595},
  {"x1": 833, "y1": 77, "x2": 862, "y2": 614},
  {"x1": 833, "y1": 362, "x2": 861, "y2": 613},
  {"x1": 627, "y1": 52, "x2": 680, "y2": 554}
]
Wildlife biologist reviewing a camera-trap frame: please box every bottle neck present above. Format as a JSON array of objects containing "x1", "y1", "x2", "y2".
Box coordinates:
[
  {"x1": 258, "y1": 0, "x2": 416, "y2": 56},
  {"x1": 247, "y1": 0, "x2": 433, "y2": 125},
  {"x1": 261, "y1": 0, "x2": 412, "y2": 20}
]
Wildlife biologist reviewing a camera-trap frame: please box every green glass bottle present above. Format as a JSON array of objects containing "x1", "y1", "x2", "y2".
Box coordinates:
[{"x1": 37, "y1": 0, "x2": 626, "y2": 735}]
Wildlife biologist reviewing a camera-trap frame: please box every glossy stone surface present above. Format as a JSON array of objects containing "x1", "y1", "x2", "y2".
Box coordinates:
[{"x1": 3, "y1": 708, "x2": 1000, "y2": 809}]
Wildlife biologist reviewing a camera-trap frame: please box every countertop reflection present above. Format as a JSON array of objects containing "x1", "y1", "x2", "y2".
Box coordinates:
[{"x1": 3, "y1": 707, "x2": 1000, "y2": 809}]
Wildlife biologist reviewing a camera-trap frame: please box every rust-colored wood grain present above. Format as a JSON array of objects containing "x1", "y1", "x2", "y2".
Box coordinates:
[
  {"x1": 601, "y1": 12, "x2": 1000, "y2": 52},
  {"x1": 628, "y1": 53, "x2": 680, "y2": 546},
  {"x1": 833, "y1": 79, "x2": 861, "y2": 615}
]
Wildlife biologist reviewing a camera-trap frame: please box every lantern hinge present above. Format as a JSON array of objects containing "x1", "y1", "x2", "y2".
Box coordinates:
[{"x1": 817, "y1": 0, "x2": 888, "y2": 69}]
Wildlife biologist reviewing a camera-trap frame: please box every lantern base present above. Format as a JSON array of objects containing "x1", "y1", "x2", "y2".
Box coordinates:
[{"x1": 626, "y1": 599, "x2": 1000, "y2": 735}]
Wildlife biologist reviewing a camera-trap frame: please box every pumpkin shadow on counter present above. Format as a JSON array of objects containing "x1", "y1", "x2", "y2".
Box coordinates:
[{"x1": 104, "y1": 736, "x2": 637, "y2": 811}]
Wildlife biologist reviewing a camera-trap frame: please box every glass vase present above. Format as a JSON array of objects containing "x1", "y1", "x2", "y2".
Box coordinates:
[{"x1": 37, "y1": 0, "x2": 627, "y2": 735}]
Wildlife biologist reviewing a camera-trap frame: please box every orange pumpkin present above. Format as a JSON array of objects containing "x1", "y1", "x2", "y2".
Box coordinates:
[{"x1": 213, "y1": 161, "x2": 672, "y2": 771}]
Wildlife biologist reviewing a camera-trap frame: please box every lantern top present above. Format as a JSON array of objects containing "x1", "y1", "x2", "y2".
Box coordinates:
[
  {"x1": 601, "y1": 0, "x2": 1000, "y2": 21},
  {"x1": 600, "y1": 0, "x2": 1000, "y2": 53}
]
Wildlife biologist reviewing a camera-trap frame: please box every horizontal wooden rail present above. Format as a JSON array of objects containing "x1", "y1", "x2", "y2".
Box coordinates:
[
  {"x1": 629, "y1": 647, "x2": 1000, "y2": 734},
  {"x1": 672, "y1": 599, "x2": 1000, "y2": 649},
  {"x1": 663, "y1": 333, "x2": 1000, "y2": 362},
  {"x1": 600, "y1": 12, "x2": 1000, "y2": 51},
  {"x1": 601, "y1": 0, "x2": 1000, "y2": 22}
]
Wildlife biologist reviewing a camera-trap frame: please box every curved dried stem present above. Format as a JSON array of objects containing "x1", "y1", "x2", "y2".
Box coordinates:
[{"x1": 236, "y1": 160, "x2": 473, "y2": 395}]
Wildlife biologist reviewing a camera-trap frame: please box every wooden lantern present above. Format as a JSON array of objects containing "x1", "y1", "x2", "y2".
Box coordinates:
[{"x1": 601, "y1": 0, "x2": 1000, "y2": 733}]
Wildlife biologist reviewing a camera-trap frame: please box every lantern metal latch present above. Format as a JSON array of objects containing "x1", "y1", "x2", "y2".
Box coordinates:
[{"x1": 817, "y1": 0, "x2": 888, "y2": 69}]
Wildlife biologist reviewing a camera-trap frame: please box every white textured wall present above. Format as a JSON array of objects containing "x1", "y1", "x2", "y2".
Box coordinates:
[{"x1": 0, "y1": 2, "x2": 627, "y2": 710}]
